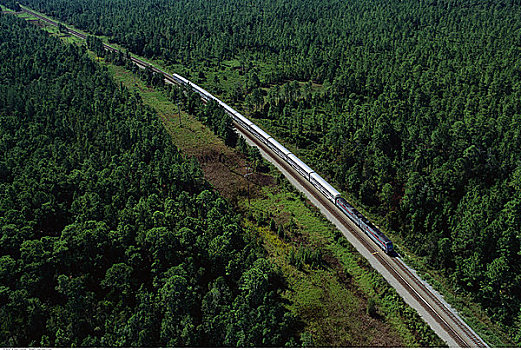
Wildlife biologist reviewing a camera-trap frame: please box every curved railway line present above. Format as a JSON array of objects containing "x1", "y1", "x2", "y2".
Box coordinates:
[{"x1": 19, "y1": 6, "x2": 489, "y2": 347}]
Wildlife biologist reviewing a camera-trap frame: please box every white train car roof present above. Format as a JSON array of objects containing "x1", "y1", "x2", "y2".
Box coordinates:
[
  {"x1": 218, "y1": 101, "x2": 236, "y2": 115},
  {"x1": 190, "y1": 82, "x2": 209, "y2": 97},
  {"x1": 197, "y1": 85, "x2": 216, "y2": 100},
  {"x1": 267, "y1": 137, "x2": 292, "y2": 156},
  {"x1": 219, "y1": 101, "x2": 246, "y2": 120},
  {"x1": 228, "y1": 110, "x2": 253, "y2": 127},
  {"x1": 249, "y1": 123, "x2": 272, "y2": 141},
  {"x1": 172, "y1": 73, "x2": 190, "y2": 85},
  {"x1": 310, "y1": 172, "x2": 341, "y2": 199},
  {"x1": 169, "y1": 74, "x2": 184, "y2": 85},
  {"x1": 171, "y1": 74, "x2": 245, "y2": 125},
  {"x1": 287, "y1": 153, "x2": 314, "y2": 176},
  {"x1": 172, "y1": 74, "x2": 209, "y2": 98}
]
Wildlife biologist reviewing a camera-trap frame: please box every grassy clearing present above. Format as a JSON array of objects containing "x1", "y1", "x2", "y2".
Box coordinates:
[
  {"x1": 12, "y1": 10, "x2": 82, "y2": 45},
  {"x1": 16, "y1": 12, "x2": 37, "y2": 20},
  {"x1": 98, "y1": 61, "x2": 257, "y2": 201},
  {"x1": 242, "y1": 183, "x2": 444, "y2": 347},
  {"x1": 105, "y1": 64, "x2": 219, "y2": 153}
]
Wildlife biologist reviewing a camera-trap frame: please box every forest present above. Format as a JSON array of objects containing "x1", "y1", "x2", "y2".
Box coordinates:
[
  {"x1": 0, "y1": 14, "x2": 300, "y2": 346},
  {"x1": 9, "y1": 0, "x2": 521, "y2": 342}
]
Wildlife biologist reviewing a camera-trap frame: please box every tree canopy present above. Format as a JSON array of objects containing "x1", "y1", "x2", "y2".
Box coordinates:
[
  {"x1": 0, "y1": 14, "x2": 299, "y2": 347},
  {"x1": 3, "y1": 0, "x2": 521, "y2": 342}
]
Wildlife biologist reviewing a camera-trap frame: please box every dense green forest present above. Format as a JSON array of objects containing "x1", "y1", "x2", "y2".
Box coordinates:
[
  {"x1": 10, "y1": 0, "x2": 521, "y2": 342},
  {"x1": 0, "y1": 14, "x2": 300, "y2": 346}
]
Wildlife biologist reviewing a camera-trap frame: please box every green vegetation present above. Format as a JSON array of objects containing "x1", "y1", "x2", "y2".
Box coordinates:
[
  {"x1": 0, "y1": 14, "x2": 299, "y2": 347},
  {"x1": 39, "y1": 21, "x2": 442, "y2": 344},
  {"x1": 91, "y1": 44, "x2": 440, "y2": 345},
  {"x1": 244, "y1": 184, "x2": 445, "y2": 347},
  {"x1": 0, "y1": 0, "x2": 19, "y2": 11},
  {"x1": 13, "y1": 0, "x2": 521, "y2": 343}
]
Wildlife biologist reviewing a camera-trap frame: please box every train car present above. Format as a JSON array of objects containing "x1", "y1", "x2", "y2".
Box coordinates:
[
  {"x1": 336, "y1": 197, "x2": 393, "y2": 253},
  {"x1": 229, "y1": 111, "x2": 253, "y2": 131},
  {"x1": 169, "y1": 73, "x2": 197, "y2": 94},
  {"x1": 171, "y1": 73, "x2": 211, "y2": 101},
  {"x1": 195, "y1": 84, "x2": 215, "y2": 101},
  {"x1": 218, "y1": 101, "x2": 239, "y2": 117},
  {"x1": 286, "y1": 154, "x2": 314, "y2": 181},
  {"x1": 363, "y1": 221, "x2": 393, "y2": 253},
  {"x1": 190, "y1": 83, "x2": 210, "y2": 100},
  {"x1": 336, "y1": 197, "x2": 355, "y2": 219},
  {"x1": 163, "y1": 67, "x2": 395, "y2": 254},
  {"x1": 309, "y1": 172, "x2": 341, "y2": 203},
  {"x1": 172, "y1": 73, "x2": 190, "y2": 85},
  {"x1": 249, "y1": 123, "x2": 272, "y2": 145},
  {"x1": 337, "y1": 197, "x2": 366, "y2": 229},
  {"x1": 353, "y1": 207, "x2": 393, "y2": 253},
  {"x1": 266, "y1": 137, "x2": 292, "y2": 162},
  {"x1": 167, "y1": 73, "x2": 185, "y2": 85}
]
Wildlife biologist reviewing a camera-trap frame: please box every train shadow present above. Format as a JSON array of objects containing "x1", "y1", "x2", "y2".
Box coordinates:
[{"x1": 388, "y1": 251, "x2": 401, "y2": 259}]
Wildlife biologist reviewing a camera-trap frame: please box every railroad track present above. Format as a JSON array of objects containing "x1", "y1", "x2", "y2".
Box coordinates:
[
  {"x1": 21, "y1": 8, "x2": 195, "y2": 88},
  {"x1": 19, "y1": 7, "x2": 489, "y2": 347},
  {"x1": 393, "y1": 258, "x2": 487, "y2": 347},
  {"x1": 234, "y1": 122, "x2": 486, "y2": 348}
]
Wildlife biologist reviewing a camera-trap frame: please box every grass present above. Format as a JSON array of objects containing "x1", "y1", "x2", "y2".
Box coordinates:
[
  {"x1": 16, "y1": 11, "x2": 37, "y2": 19},
  {"x1": 242, "y1": 183, "x2": 444, "y2": 347},
  {"x1": 198, "y1": 50, "x2": 508, "y2": 345},
  {"x1": 94, "y1": 56, "x2": 416, "y2": 347},
  {"x1": 106, "y1": 64, "x2": 218, "y2": 152},
  {"x1": 18, "y1": 9, "x2": 449, "y2": 346},
  {"x1": 100, "y1": 61, "x2": 256, "y2": 201}
]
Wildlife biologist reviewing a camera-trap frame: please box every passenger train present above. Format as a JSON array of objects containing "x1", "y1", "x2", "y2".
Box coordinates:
[
  {"x1": 162, "y1": 69, "x2": 394, "y2": 254},
  {"x1": 23, "y1": 6, "x2": 394, "y2": 253}
]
